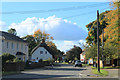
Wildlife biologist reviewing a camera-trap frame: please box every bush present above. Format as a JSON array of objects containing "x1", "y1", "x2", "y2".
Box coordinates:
[
  {"x1": 2, "y1": 53, "x2": 16, "y2": 64},
  {"x1": 13, "y1": 57, "x2": 23, "y2": 62},
  {"x1": 39, "y1": 59, "x2": 43, "y2": 62}
]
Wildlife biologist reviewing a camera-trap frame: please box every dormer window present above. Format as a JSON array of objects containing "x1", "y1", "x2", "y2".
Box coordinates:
[{"x1": 40, "y1": 51, "x2": 43, "y2": 54}]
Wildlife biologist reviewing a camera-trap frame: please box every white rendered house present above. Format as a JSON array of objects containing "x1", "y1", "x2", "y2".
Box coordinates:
[
  {"x1": 0, "y1": 31, "x2": 28, "y2": 61},
  {"x1": 31, "y1": 39, "x2": 53, "y2": 61}
]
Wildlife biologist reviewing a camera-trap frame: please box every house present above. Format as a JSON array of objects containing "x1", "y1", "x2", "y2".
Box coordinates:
[
  {"x1": 31, "y1": 39, "x2": 53, "y2": 62},
  {"x1": 0, "y1": 31, "x2": 28, "y2": 61},
  {"x1": 80, "y1": 50, "x2": 86, "y2": 63}
]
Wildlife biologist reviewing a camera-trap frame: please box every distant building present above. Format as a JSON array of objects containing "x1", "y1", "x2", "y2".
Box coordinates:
[
  {"x1": 31, "y1": 39, "x2": 53, "y2": 61},
  {"x1": 80, "y1": 50, "x2": 86, "y2": 63},
  {"x1": 0, "y1": 31, "x2": 28, "y2": 61}
]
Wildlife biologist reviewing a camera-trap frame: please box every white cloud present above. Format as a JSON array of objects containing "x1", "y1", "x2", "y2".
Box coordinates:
[
  {"x1": 9, "y1": 15, "x2": 87, "y2": 40},
  {"x1": 54, "y1": 40, "x2": 83, "y2": 52},
  {"x1": 54, "y1": 40, "x2": 75, "y2": 52},
  {"x1": 0, "y1": 21, "x2": 7, "y2": 31}
]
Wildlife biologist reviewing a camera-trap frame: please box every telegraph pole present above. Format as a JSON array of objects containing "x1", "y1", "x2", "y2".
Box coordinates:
[
  {"x1": 97, "y1": 10, "x2": 100, "y2": 72},
  {"x1": 102, "y1": 26, "x2": 104, "y2": 68}
]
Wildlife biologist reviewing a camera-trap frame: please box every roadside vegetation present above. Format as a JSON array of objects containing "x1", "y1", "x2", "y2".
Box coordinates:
[
  {"x1": 92, "y1": 68, "x2": 108, "y2": 76},
  {"x1": 2, "y1": 71, "x2": 20, "y2": 76},
  {"x1": 85, "y1": 1, "x2": 119, "y2": 72}
]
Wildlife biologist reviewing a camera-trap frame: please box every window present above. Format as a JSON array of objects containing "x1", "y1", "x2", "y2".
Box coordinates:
[
  {"x1": 17, "y1": 43, "x2": 19, "y2": 50},
  {"x1": 11, "y1": 42, "x2": 13, "y2": 49},
  {"x1": 40, "y1": 51, "x2": 43, "y2": 54},
  {"x1": 25, "y1": 45, "x2": 26, "y2": 51},
  {"x1": 18, "y1": 58, "x2": 21, "y2": 60},
  {"x1": 25, "y1": 45, "x2": 27, "y2": 52},
  {"x1": 7, "y1": 42, "x2": 9, "y2": 48},
  {"x1": 45, "y1": 51, "x2": 47, "y2": 54},
  {"x1": 36, "y1": 57, "x2": 38, "y2": 59},
  {"x1": 21, "y1": 44, "x2": 23, "y2": 50},
  {"x1": 2, "y1": 40, "x2": 4, "y2": 42}
]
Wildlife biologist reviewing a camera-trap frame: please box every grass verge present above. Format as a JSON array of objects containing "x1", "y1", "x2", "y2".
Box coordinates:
[
  {"x1": 101, "y1": 66, "x2": 120, "y2": 69},
  {"x1": 82, "y1": 64, "x2": 89, "y2": 66},
  {"x1": 92, "y1": 68, "x2": 108, "y2": 76},
  {"x1": 61, "y1": 62, "x2": 69, "y2": 64}
]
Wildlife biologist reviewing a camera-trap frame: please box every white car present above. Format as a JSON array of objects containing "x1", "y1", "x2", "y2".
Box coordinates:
[{"x1": 75, "y1": 60, "x2": 82, "y2": 67}]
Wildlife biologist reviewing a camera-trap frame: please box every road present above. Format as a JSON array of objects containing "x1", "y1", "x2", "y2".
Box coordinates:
[{"x1": 3, "y1": 63, "x2": 87, "y2": 79}]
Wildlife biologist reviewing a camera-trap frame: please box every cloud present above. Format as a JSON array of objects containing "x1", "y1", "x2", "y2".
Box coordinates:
[
  {"x1": 0, "y1": 21, "x2": 7, "y2": 31},
  {"x1": 9, "y1": 15, "x2": 87, "y2": 40},
  {"x1": 54, "y1": 40, "x2": 83, "y2": 52},
  {"x1": 54, "y1": 40, "x2": 75, "y2": 52}
]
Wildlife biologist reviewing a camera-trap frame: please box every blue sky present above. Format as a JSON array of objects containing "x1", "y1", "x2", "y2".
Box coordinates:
[{"x1": 0, "y1": 2, "x2": 111, "y2": 52}]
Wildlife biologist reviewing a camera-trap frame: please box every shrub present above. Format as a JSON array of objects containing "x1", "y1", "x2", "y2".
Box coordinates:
[
  {"x1": 13, "y1": 57, "x2": 23, "y2": 62},
  {"x1": 2, "y1": 53, "x2": 16, "y2": 64},
  {"x1": 39, "y1": 59, "x2": 43, "y2": 62}
]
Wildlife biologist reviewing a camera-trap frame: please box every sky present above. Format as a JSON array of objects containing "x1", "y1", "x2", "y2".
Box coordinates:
[{"x1": 0, "y1": 1, "x2": 111, "y2": 52}]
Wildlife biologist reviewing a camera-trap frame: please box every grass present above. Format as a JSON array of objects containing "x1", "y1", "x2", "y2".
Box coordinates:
[
  {"x1": 92, "y1": 68, "x2": 108, "y2": 76},
  {"x1": 92, "y1": 66, "x2": 120, "y2": 69},
  {"x1": 82, "y1": 64, "x2": 89, "y2": 66},
  {"x1": 91, "y1": 66, "x2": 108, "y2": 76},
  {"x1": 101, "y1": 66, "x2": 120, "y2": 69},
  {"x1": 53, "y1": 63, "x2": 61, "y2": 66},
  {"x1": 2, "y1": 71, "x2": 21, "y2": 76},
  {"x1": 61, "y1": 62, "x2": 69, "y2": 64}
]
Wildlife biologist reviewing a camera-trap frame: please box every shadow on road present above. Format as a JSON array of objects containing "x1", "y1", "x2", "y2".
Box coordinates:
[
  {"x1": 45, "y1": 67, "x2": 86, "y2": 71},
  {"x1": 2, "y1": 73, "x2": 74, "y2": 79}
]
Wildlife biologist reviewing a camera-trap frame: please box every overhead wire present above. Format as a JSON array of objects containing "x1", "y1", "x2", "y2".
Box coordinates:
[
  {"x1": 0, "y1": 3, "x2": 110, "y2": 27},
  {"x1": 0, "y1": 2, "x2": 109, "y2": 14}
]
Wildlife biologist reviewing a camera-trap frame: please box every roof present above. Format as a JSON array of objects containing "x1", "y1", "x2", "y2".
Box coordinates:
[
  {"x1": 0, "y1": 31, "x2": 27, "y2": 43},
  {"x1": 31, "y1": 41, "x2": 53, "y2": 56},
  {"x1": 16, "y1": 52, "x2": 26, "y2": 55}
]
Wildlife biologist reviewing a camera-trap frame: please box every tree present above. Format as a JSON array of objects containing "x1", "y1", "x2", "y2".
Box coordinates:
[
  {"x1": 33, "y1": 29, "x2": 53, "y2": 44},
  {"x1": 103, "y1": 43, "x2": 117, "y2": 60},
  {"x1": 85, "y1": 44, "x2": 98, "y2": 61},
  {"x1": 8, "y1": 28, "x2": 17, "y2": 35},
  {"x1": 66, "y1": 45, "x2": 82, "y2": 61},
  {"x1": 86, "y1": 11, "x2": 109, "y2": 46},
  {"x1": 86, "y1": 8, "x2": 119, "y2": 61},
  {"x1": 22, "y1": 35, "x2": 37, "y2": 56}
]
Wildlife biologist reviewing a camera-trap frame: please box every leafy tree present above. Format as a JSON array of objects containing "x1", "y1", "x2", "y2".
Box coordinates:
[
  {"x1": 86, "y1": 11, "x2": 109, "y2": 46},
  {"x1": 22, "y1": 35, "x2": 37, "y2": 56},
  {"x1": 85, "y1": 44, "x2": 97, "y2": 61},
  {"x1": 66, "y1": 45, "x2": 82, "y2": 61},
  {"x1": 8, "y1": 28, "x2": 17, "y2": 35},
  {"x1": 86, "y1": 7, "x2": 119, "y2": 60},
  {"x1": 103, "y1": 43, "x2": 117, "y2": 60},
  {"x1": 33, "y1": 29, "x2": 53, "y2": 44}
]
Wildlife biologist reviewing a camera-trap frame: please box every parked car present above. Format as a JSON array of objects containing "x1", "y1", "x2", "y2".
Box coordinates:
[{"x1": 75, "y1": 60, "x2": 82, "y2": 67}]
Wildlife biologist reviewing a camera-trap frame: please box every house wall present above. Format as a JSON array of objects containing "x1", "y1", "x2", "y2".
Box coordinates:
[
  {"x1": 2, "y1": 39, "x2": 28, "y2": 61},
  {"x1": 88, "y1": 58, "x2": 93, "y2": 64},
  {"x1": 80, "y1": 54, "x2": 85, "y2": 62},
  {"x1": 32, "y1": 47, "x2": 52, "y2": 61}
]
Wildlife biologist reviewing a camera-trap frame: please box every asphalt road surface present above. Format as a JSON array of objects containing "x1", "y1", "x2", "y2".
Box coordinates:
[{"x1": 3, "y1": 63, "x2": 87, "y2": 79}]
